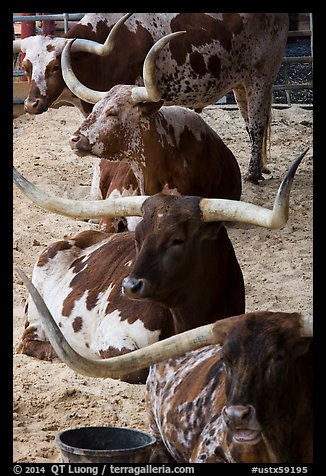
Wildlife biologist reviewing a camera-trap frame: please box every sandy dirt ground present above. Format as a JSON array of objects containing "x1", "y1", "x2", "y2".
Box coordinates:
[{"x1": 13, "y1": 103, "x2": 313, "y2": 463}]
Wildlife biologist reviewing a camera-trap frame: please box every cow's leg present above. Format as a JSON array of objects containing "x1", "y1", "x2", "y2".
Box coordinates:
[
  {"x1": 89, "y1": 159, "x2": 126, "y2": 232},
  {"x1": 234, "y1": 84, "x2": 270, "y2": 183},
  {"x1": 145, "y1": 371, "x2": 176, "y2": 463},
  {"x1": 244, "y1": 85, "x2": 273, "y2": 184},
  {"x1": 90, "y1": 158, "x2": 105, "y2": 200},
  {"x1": 233, "y1": 85, "x2": 249, "y2": 132},
  {"x1": 16, "y1": 300, "x2": 57, "y2": 360},
  {"x1": 87, "y1": 158, "x2": 103, "y2": 225}
]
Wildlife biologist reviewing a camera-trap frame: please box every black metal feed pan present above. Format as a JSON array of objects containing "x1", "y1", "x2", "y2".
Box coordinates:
[{"x1": 55, "y1": 426, "x2": 156, "y2": 463}]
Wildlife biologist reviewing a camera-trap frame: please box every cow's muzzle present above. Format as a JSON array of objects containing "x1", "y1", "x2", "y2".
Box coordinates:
[
  {"x1": 122, "y1": 276, "x2": 150, "y2": 300},
  {"x1": 70, "y1": 134, "x2": 91, "y2": 156},
  {"x1": 222, "y1": 405, "x2": 262, "y2": 445},
  {"x1": 24, "y1": 97, "x2": 48, "y2": 114}
]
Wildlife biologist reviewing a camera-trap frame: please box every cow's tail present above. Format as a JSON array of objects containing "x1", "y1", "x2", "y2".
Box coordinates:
[{"x1": 262, "y1": 107, "x2": 272, "y2": 168}]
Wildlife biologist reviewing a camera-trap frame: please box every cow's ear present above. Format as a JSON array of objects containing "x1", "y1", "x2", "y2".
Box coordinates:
[
  {"x1": 292, "y1": 338, "x2": 312, "y2": 359},
  {"x1": 71, "y1": 51, "x2": 92, "y2": 62},
  {"x1": 137, "y1": 100, "x2": 164, "y2": 116},
  {"x1": 199, "y1": 222, "x2": 224, "y2": 241}
]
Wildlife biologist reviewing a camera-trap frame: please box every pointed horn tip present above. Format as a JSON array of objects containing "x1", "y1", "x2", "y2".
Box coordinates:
[
  {"x1": 278, "y1": 147, "x2": 309, "y2": 191},
  {"x1": 123, "y1": 12, "x2": 134, "y2": 20},
  {"x1": 150, "y1": 30, "x2": 187, "y2": 50},
  {"x1": 13, "y1": 166, "x2": 23, "y2": 186},
  {"x1": 291, "y1": 147, "x2": 309, "y2": 171},
  {"x1": 172, "y1": 30, "x2": 187, "y2": 36}
]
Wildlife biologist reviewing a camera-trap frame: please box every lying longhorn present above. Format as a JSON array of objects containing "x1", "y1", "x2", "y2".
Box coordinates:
[
  {"x1": 60, "y1": 30, "x2": 244, "y2": 232},
  {"x1": 145, "y1": 310, "x2": 313, "y2": 463},
  {"x1": 15, "y1": 270, "x2": 313, "y2": 463},
  {"x1": 63, "y1": 32, "x2": 242, "y2": 206},
  {"x1": 13, "y1": 150, "x2": 307, "y2": 385}
]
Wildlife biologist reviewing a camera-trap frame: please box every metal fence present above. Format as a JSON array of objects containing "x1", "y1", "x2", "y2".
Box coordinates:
[
  {"x1": 13, "y1": 13, "x2": 313, "y2": 106},
  {"x1": 273, "y1": 14, "x2": 313, "y2": 105},
  {"x1": 13, "y1": 13, "x2": 86, "y2": 34}
]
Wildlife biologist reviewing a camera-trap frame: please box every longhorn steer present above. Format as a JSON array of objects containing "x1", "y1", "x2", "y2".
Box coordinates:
[
  {"x1": 59, "y1": 13, "x2": 289, "y2": 183},
  {"x1": 15, "y1": 192, "x2": 244, "y2": 384},
  {"x1": 146, "y1": 311, "x2": 313, "y2": 463},
  {"x1": 66, "y1": 37, "x2": 243, "y2": 230},
  {"x1": 17, "y1": 228, "x2": 173, "y2": 384},
  {"x1": 15, "y1": 269, "x2": 313, "y2": 463},
  {"x1": 68, "y1": 84, "x2": 242, "y2": 200},
  {"x1": 13, "y1": 150, "x2": 306, "y2": 385},
  {"x1": 13, "y1": 13, "x2": 139, "y2": 232},
  {"x1": 14, "y1": 13, "x2": 289, "y2": 182},
  {"x1": 13, "y1": 13, "x2": 136, "y2": 116}
]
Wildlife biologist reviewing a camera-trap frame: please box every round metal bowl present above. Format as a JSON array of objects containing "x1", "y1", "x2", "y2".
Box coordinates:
[{"x1": 55, "y1": 426, "x2": 156, "y2": 463}]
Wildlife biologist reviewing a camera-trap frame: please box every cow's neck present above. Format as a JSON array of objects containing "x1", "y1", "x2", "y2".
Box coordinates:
[
  {"x1": 262, "y1": 350, "x2": 313, "y2": 463},
  {"x1": 169, "y1": 275, "x2": 229, "y2": 334},
  {"x1": 264, "y1": 416, "x2": 312, "y2": 463},
  {"x1": 123, "y1": 114, "x2": 191, "y2": 196},
  {"x1": 169, "y1": 228, "x2": 244, "y2": 335},
  {"x1": 139, "y1": 114, "x2": 185, "y2": 195}
]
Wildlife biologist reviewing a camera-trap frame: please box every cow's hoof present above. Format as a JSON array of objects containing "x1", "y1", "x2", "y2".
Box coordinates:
[
  {"x1": 262, "y1": 166, "x2": 271, "y2": 174},
  {"x1": 16, "y1": 337, "x2": 58, "y2": 361},
  {"x1": 244, "y1": 172, "x2": 264, "y2": 184},
  {"x1": 149, "y1": 448, "x2": 176, "y2": 463}
]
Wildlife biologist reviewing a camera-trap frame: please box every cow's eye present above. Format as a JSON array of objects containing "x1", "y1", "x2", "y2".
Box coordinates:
[
  {"x1": 171, "y1": 238, "x2": 184, "y2": 246},
  {"x1": 274, "y1": 351, "x2": 285, "y2": 363},
  {"x1": 105, "y1": 109, "x2": 118, "y2": 117},
  {"x1": 50, "y1": 65, "x2": 59, "y2": 74}
]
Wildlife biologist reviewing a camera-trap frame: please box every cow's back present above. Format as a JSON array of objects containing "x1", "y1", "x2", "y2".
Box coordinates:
[
  {"x1": 19, "y1": 230, "x2": 174, "y2": 383},
  {"x1": 143, "y1": 106, "x2": 242, "y2": 200},
  {"x1": 154, "y1": 13, "x2": 288, "y2": 108}
]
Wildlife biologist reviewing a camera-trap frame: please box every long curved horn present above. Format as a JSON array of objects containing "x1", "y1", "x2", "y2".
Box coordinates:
[
  {"x1": 15, "y1": 268, "x2": 313, "y2": 379},
  {"x1": 199, "y1": 148, "x2": 309, "y2": 228},
  {"x1": 13, "y1": 39, "x2": 22, "y2": 53},
  {"x1": 15, "y1": 267, "x2": 223, "y2": 378},
  {"x1": 60, "y1": 13, "x2": 134, "y2": 104},
  {"x1": 61, "y1": 39, "x2": 107, "y2": 105},
  {"x1": 69, "y1": 13, "x2": 134, "y2": 55},
  {"x1": 130, "y1": 31, "x2": 187, "y2": 104},
  {"x1": 61, "y1": 30, "x2": 186, "y2": 105},
  {"x1": 13, "y1": 149, "x2": 307, "y2": 224},
  {"x1": 13, "y1": 166, "x2": 147, "y2": 219}
]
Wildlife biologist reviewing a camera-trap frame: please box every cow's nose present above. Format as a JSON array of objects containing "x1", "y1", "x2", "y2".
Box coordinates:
[
  {"x1": 222, "y1": 405, "x2": 254, "y2": 427},
  {"x1": 24, "y1": 97, "x2": 46, "y2": 114},
  {"x1": 122, "y1": 276, "x2": 148, "y2": 299},
  {"x1": 70, "y1": 134, "x2": 90, "y2": 152}
]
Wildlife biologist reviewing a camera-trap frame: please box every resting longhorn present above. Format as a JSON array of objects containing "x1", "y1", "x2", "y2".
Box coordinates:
[
  {"x1": 13, "y1": 150, "x2": 307, "y2": 385},
  {"x1": 146, "y1": 311, "x2": 313, "y2": 463},
  {"x1": 65, "y1": 29, "x2": 242, "y2": 240},
  {"x1": 15, "y1": 273, "x2": 313, "y2": 463}
]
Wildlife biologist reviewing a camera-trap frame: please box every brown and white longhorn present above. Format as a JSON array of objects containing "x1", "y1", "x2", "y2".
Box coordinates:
[
  {"x1": 14, "y1": 150, "x2": 308, "y2": 384},
  {"x1": 59, "y1": 13, "x2": 289, "y2": 182}
]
